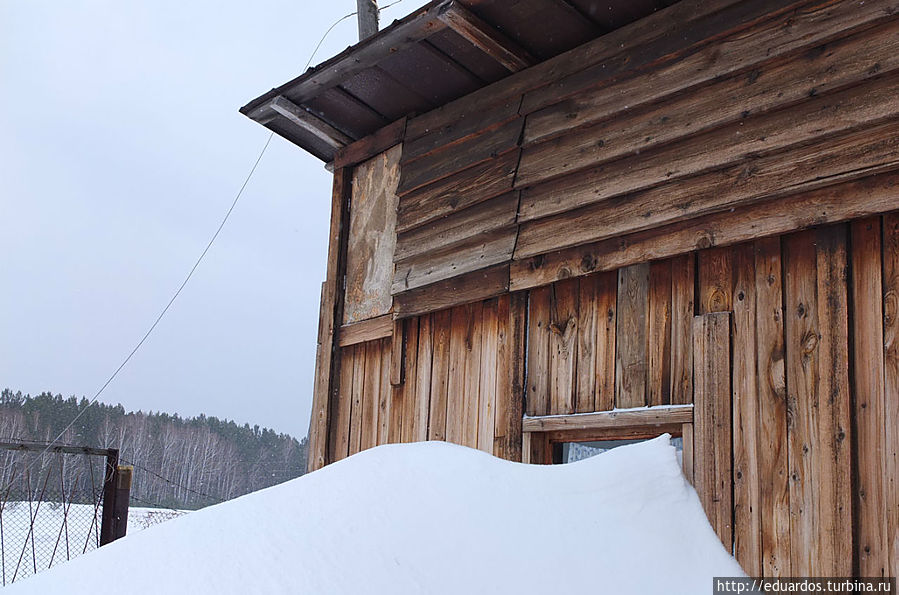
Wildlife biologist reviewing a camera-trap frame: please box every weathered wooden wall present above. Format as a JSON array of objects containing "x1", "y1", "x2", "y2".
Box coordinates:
[
  {"x1": 520, "y1": 219, "x2": 898, "y2": 578},
  {"x1": 309, "y1": 0, "x2": 899, "y2": 579},
  {"x1": 387, "y1": 0, "x2": 899, "y2": 312},
  {"x1": 524, "y1": 257, "x2": 695, "y2": 416},
  {"x1": 328, "y1": 294, "x2": 525, "y2": 462},
  {"x1": 323, "y1": 214, "x2": 899, "y2": 578}
]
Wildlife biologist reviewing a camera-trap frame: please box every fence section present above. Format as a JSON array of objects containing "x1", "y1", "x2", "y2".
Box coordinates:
[{"x1": 0, "y1": 442, "x2": 120, "y2": 585}]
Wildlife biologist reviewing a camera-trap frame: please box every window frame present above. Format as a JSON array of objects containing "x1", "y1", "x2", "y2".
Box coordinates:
[{"x1": 521, "y1": 404, "x2": 694, "y2": 483}]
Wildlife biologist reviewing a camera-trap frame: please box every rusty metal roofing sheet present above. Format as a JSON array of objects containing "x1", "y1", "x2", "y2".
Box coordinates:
[
  {"x1": 462, "y1": 0, "x2": 600, "y2": 60},
  {"x1": 378, "y1": 40, "x2": 484, "y2": 106},
  {"x1": 426, "y1": 28, "x2": 509, "y2": 84},
  {"x1": 241, "y1": 0, "x2": 673, "y2": 162},
  {"x1": 339, "y1": 68, "x2": 433, "y2": 122},
  {"x1": 568, "y1": 0, "x2": 676, "y2": 29}
]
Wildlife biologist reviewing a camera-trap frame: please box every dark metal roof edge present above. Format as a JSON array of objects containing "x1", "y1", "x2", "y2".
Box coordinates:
[{"x1": 239, "y1": 0, "x2": 450, "y2": 120}]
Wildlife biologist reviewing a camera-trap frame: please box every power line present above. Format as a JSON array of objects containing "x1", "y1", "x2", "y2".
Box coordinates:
[
  {"x1": 3, "y1": 2, "x2": 407, "y2": 495},
  {"x1": 303, "y1": 0, "x2": 406, "y2": 71},
  {"x1": 379, "y1": 0, "x2": 406, "y2": 13},
  {"x1": 1, "y1": 132, "x2": 274, "y2": 495},
  {"x1": 120, "y1": 459, "x2": 225, "y2": 504},
  {"x1": 54, "y1": 135, "x2": 273, "y2": 452},
  {"x1": 305, "y1": 13, "x2": 357, "y2": 71}
]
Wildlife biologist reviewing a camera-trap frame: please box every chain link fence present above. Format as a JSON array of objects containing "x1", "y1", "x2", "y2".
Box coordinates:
[{"x1": 0, "y1": 442, "x2": 116, "y2": 586}]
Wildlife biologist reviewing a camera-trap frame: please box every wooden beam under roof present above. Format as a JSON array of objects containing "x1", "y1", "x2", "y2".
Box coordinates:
[
  {"x1": 267, "y1": 96, "x2": 353, "y2": 151},
  {"x1": 437, "y1": 1, "x2": 535, "y2": 72}
]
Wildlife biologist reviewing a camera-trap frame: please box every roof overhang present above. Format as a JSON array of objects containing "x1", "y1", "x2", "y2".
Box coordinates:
[{"x1": 240, "y1": 0, "x2": 674, "y2": 162}]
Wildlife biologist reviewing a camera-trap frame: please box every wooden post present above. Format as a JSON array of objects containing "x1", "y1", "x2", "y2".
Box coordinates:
[
  {"x1": 113, "y1": 466, "x2": 132, "y2": 540},
  {"x1": 356, "y1": 0, "x2": 379, "y2": 40},
  {"x1": 100, "y1": 457, "x2": 132, "y2": 545},
  {"x1": 309, "y1": 168, "x2": 352, "y2": 472},
  {"x1": 99, "y1": 449, "x2": 119, "y2": 546}
]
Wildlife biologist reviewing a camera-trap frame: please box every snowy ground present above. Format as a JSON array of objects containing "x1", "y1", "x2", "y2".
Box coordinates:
[
  {"x1": 0, "y1": 503, "x2": 186, "y2": 586},
  {"x1": 5, "y1": 436, "x2": 743, "y2": 594}
]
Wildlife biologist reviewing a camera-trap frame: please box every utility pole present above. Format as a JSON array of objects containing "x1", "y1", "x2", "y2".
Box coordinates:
[{"x1": 356, "y1": 0, "x2": 379, "y2": 41}]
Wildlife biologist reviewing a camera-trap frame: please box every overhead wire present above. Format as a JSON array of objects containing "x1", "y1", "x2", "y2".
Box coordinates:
[
  {"x1": 0, "y1": 131, "x2": 275, "y2": 497},
  {"x1": 119, "y1": 459, "x2": 225, "y2": 504},
  {"x1": 304, "y1": 0, "x2": 406, "y2": 71},
  {"x1": 2, "y1": 1, "x2": 407, "y2": 498}
]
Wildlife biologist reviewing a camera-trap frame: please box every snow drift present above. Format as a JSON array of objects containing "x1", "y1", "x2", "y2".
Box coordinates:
[{"x1": 7, "y1": 435, "x2": 743, "y2": 594}]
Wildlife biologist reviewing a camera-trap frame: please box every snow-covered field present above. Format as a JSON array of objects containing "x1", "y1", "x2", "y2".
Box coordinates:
[
  {"x1": 0, "y1": 503, "x2": 186, "y2": 586},
  {"x1": 5, "y1": 436, "x2": 743, "y2": 594}
]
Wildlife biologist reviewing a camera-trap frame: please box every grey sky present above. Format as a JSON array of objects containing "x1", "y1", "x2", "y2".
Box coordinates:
[{"x1": 0, "y1": 1, "x2": 426, "y2": 439}]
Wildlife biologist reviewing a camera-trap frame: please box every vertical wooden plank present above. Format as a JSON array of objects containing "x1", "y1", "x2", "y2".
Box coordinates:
[
  {"x1": 445, "y1": 305, "x2": 465, "y2": 446},
  {"x1": 550, "y1": 279, "x2": 578, "y2": 415},
  {"x1": 754, "y1": 236, "x2": 791, "y2": 578},
  {"x1": 785, "y1": 227, "x2": 853, "y2": 577},
  {"x1": 493, "y1": 296, "x2": 510, "y2": 456},
  {"x1": 699, "y1": 247, "x2": 733, "y2": 314},
  {"x1": 595, "y1": 271, "x2": 617, "y2": 411},
  {"x1": 348, "y1": 343, "x2": 366, "y2": 455},
  {"x1": 504, "y1": 292, "x2": 528, "y2": 462},
  {"x1": 445, "y1": 304, "x2": 469, "y2": 445},
  {"x1": 813, "y1": 226, "x2": 852, "y2": 576},
  {"x1": 883, "y1": 213, "x2": 899, "y2": 577},
  {"x1": 648, "y1": 260, "x2": 673, "y2": 406},
  {"x1": 851, "y1": 217, "x2": 888, "y2": 578},
  {"x1": 493, "y1": 295, "x2": 511, "y2": 458},
  {"x1": 670, "y1": 254, "x2": 695, "y2": 405},
  {"x1": 616, "y1": 263, "x2": 649, "y2": 408},
  {"x1": 378, "y1": 339, "x2": 392, "y2": 444},
  {"x1": 462, "y1": 301, "x2": 484, "y2": 448},
  {"x1": 319, "y1": 284, "x2": 337, "y2": 463},
  {"x1": 478, "y1": 299, "x2": 499, "y2": 453},
  {"x1": 527, "y1": 286, "x2": 551, "y2": 416},
  {"x1": 360, "y1": 340, "x2": 382, "y2": 451},
  {"x1": 784, "y1": 230, "x2": 820, "y2": 577},
  {"x1": 389, "y1": 320, "x2": 405, "y2": 386},
  {"x1": 428, "y1": 309, "x2": 452, "y2": 441},
  {"x1": 329, "y1": 347, "x2": 355, "y2": 462},
  {"x1": 522, "y1": 432, "x2": 532, "y2": 463},
  {"x1": 576, "y1": 275, "x2": 598, "y2": 413},
  {"x1": 400, "y1": 317, "x2": 420, "y2": 443},
  {"x1": 412, "y1": 314, "x2": 433, "y2": 442},
  {"x1": 732, "y1": 243, "x2": 761, "y2": 576},
  {"x1": 682, "y1": 422, "x2": 694, "y2": 485},
  {"x1": 309, "y1": 168, "x2": 352, "y2": 471},
  {"x1": 385, "y1": 341, "x2": 403, "y2": 444},
  {"x1": 524, "y1": 431, "x2": 551, "y2": 465},
  {"x1": 693, "y1": 311, "x2": 733, "y2": 549}
]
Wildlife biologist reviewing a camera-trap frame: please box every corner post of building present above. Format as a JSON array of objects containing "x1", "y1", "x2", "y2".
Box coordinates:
[{"x1": 308, "y1": 168, "x2": 353, "y2": 472}]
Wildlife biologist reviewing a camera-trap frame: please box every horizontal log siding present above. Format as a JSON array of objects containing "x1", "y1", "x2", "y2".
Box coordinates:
[{"x1": 388, "y1": 0, "x2": 899, "y2": 314}]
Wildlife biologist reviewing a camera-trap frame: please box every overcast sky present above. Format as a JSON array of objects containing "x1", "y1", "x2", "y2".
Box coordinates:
[{"x1": 0, "y1": 0, "x2": 427, "y2": 439}]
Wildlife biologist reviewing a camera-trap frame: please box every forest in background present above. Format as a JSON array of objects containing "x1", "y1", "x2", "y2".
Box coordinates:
[{"x1": 0, "y1": 389, "x2": 306, "y2": 509}]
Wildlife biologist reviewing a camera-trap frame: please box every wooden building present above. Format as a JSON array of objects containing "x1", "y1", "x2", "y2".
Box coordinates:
[{"x1": 242, "y1": 0, "x2": 899, "y2": 577}]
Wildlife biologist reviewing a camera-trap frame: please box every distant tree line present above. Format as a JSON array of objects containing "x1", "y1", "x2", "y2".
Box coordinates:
[{"x1": 0, "y1": 389, "x2": 306, "y2": 509}]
